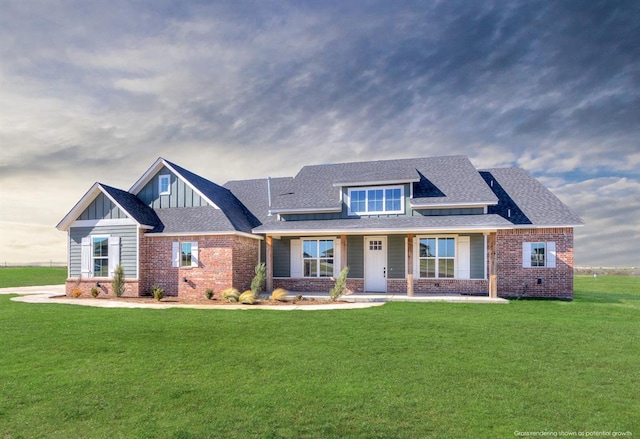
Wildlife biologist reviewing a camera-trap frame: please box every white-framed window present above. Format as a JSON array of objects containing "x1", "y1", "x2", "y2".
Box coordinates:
[
  {"x1": 418, "y1": 237, "x2": 455, "y2": 278},
  {"x1": 302, "y1": 239, "x2": 334, "y2": 277},
  {"x1": 159, "y1": 175, "x2": 171, "y2": 195},
  {"x1": 92, "y1": 236, "x2": 109, "y2": 277},
  {"x1": 81, "y1": 235, "x2": 120, "y2": 278},
  {"x1": 523, "y1": 242, "x2": 556, "y2": 268},
  {"x1": 172, "y1": 241, "x2": 198, "y2": 267},
  {"x1": 348, "y1": 186, "x2": 404, "y2": 215}
]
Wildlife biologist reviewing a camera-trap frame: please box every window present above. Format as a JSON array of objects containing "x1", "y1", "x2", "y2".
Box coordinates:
[
  {"x1": 419, "y1": 237, "x2": 455, "y2": 278},
  {"x1": 159, "y1": 175, "x2": 171, "y2": 195},
  {"x1": 523, "y1": 242, "x2": 556, "y2": 268},
  {"x1": 172, "y1": 241, "x2": 198, "y2": 267},
  {"x1": 348, "y1": 186, "x2": 404, "y2": 215},
  {"x1": 181, "y1": 242, "x2": 193, "y2": 267},
  {"x1": 92, "y1": 236, "x2": 109, "y2": 277},
  {"x1": 302, "y1": 239, "x2": 334, "y2": 277},
  {"x1": 531, "y1": 242, "x2": 546, "y2": 267},
  {"x1": 81, "y1": 236, "x2": 119, "y2": 278}
]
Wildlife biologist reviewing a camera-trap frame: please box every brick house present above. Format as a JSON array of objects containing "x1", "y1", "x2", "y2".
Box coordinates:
[{"x1": 57, "y1": 156, "x2": 583, "y2": 300}]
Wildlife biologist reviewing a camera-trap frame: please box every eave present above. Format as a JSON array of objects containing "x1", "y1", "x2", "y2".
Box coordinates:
[{"x1": 56, "y1": 183, "x2": 153, "y2": 232}]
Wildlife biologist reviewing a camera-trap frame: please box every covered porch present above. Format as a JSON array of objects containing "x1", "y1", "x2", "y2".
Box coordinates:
[{"x1": 259, "y1": 225, "x2": 503, "y2": 299}]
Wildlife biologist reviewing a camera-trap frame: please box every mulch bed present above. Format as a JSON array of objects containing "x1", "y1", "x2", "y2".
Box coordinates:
[{"x1": 60, "y1": 295, "x2": 348, "y2": 306}]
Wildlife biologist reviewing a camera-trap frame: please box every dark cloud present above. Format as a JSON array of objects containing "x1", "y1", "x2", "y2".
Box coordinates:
[{"x1": 1, "y1": 0, "x2": 638, "y2": 265}]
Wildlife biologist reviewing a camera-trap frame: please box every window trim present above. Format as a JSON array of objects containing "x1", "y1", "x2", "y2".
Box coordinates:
[
  {"x1": 172, "y1": 241, "x2": 199, "y2": 268},
  {"x1": 301, "y1": 238, "x2": 335, "y2": 278},
  {"x1": 523, "y1": 241, "x2": 556, "y2": 268},
  {"x1": 91, "y1": 235, "x2": 110, "y2": 278},
  {"x1": 416, "y1": 235, "x2": 456, "y2": 279},
  {"x1": 347, "y1": 185, "x2": 405, "y2": 216},
  {"x1": 159, "y1": 174, "x2": 171, "y2": 196}
]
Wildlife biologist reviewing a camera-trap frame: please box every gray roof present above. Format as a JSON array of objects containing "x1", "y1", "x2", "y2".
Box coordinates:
[
  {"x1": 253, "y1": 214, "x2": 513, "y2": 234},
  {"x1": 153, "y1": 206, "x2": 245, "y2": 234},
  {"x1": 163, "y1": 160, "x2": 260, "y2": 233},
  {"x1": 100, "y1": 184, "x2": 162, "y2": 230},
  {"x1": 269, "y1": 155, "x2": 498, "y2": 211},
  {"x1": 224, "y1": 177, "x2": 293, "y2": 225},
  {"x1": 481, "y1": 168, "x2": 584, "y2": 226}
]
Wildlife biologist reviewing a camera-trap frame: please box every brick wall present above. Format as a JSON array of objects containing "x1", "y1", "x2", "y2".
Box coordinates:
[
  {"x1": 495, "y1": 228, "x2": 574, "y2": 299},
  {"x1": 273, "y1": 278, "x2": 365, "y2": 294},
  {"x1": 412, "y1": 278, "x2": 489, "y2": 295},
  {"x1": 140, "y1": 233, "x2": 260, "y2": 300}
]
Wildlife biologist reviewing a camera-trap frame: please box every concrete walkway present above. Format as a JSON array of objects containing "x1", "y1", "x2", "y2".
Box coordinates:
[
  {"x1": 1, "y1": 285, "x2": 385, "y2": 311},
  {"x1": 1, "y1": 285, "x2": 508, "y2": 310}
]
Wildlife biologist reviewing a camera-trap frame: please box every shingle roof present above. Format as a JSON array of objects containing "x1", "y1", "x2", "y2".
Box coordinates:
[
  {"x1": 253, "y1": 214, "x2": 513, "y2": 234},
  {"x1": 224, "y1": 177, "x2": 293, "y2": 224},
  {"x1": 100, "y1": 184, "x2": 162, "y2": 230},
  {"x1": 163, "y1": 160, "x2": 261, "y2": 233},
  {"x1": 481, "y1": 168, "x2": 584, "y2": 226},
  {"x1": 269, "y1": 155, "x2": 498, "y2": 211},
  {"x1": 153, "y1": 206, "x2": 242, "y2": 234}
]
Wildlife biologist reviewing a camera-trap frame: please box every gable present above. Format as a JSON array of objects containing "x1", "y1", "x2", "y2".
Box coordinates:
[
  {"x1": 78, "y1": 192, "x2": 128, "y2": 220},
  {"x1": 136, "y1": 166, "x2": 209, "y2": 209}
]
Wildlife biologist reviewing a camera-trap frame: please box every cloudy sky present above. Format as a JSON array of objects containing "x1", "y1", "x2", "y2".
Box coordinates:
[{"x1": 1, "y1": 0, "x2": 638, "y2": 267}]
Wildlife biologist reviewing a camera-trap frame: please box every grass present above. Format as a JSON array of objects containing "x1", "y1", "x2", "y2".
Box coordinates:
[
  {"x1": 0, "y1": 275, "x2": 638, "y2": 438},
  {"x1": 0, "y1": 266, "x2": 67, "y2": 288}
]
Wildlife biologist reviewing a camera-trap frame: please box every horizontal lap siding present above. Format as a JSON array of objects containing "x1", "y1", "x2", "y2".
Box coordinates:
[{"x1": 69, "y1": 225, "x2": 138, "y2": 279}]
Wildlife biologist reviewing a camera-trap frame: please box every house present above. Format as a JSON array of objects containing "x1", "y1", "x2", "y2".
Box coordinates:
[{"x1": 57, "y1": 155, "x2": 583, "y2": 300}]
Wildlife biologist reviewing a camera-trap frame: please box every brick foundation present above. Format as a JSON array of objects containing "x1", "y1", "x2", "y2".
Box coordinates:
[
  {"x1": 412, "y1": 278, "x2": 489, "y2": 295},
  {"x1": 495, "y1": 228, "x2": 574, "y2": 299},
  {"x1": 273, "y1": 278, "x2": 365, "y2": 294}
]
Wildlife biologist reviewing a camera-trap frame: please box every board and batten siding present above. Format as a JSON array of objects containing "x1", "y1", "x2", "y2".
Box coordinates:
[
  {"x1": 468, "y1": 234, "x2": 485, "y2": 279},
  {"x1": 346, "y1": 236, "x2": 364, "y2": 278},
  {"x1": 137, "y1": 166, "x2": 208, "y2": 209},
  {"x1": 78, "y1": 192, "x2": 127, "y2": 220},
  {"x1": 69, "y1": 225, "x2": 138, "y2": 279},
  {"x1": 272, "y1": 237, "x2": 292, "y2": 277},
  {"x1": 387, "y1": 235, "x2": 405, "y2": 279}
]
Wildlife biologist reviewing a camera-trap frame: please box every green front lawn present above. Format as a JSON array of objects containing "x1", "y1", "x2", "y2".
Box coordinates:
[
  {"x1": 0, "y1": 266, "x2": 67, "y2": 288},
  {"x1": 1, "y1": 275, "x2": 638, "y2": 438}
]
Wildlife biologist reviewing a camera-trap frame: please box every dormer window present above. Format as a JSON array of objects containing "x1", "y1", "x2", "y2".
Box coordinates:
[
  {"x1": 159, "y1": 175, "x2": 171, "y2": 195},
  {"x1": 347, "y1": 186, "x2": 404, "y2": 215}
]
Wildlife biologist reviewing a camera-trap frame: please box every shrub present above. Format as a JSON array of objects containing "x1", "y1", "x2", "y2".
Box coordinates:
[
  {"x1": 152, "y1": 284, "x2": 164, "y2": 301},
  {"x1": 271, "y1": 288, "x2": 288, "y2": 302},
  {"x1": 90, "y1": 287, "x2": 99, "y2": 298},
  {"x1": 71, "y1": 287, "x2": 83, "y2": 298},
  {"x1": 329, "y1": 266, "x2": 350, "y2": 301},
  {"x1": 111, "y1": 264, "x2": 125, "y2": 297},
  {"x1": 205, "y1": 289, "x2": 214, "y2": 300},
  {"x1": 239, "y1": 290, "x2": 256, "y2": 304},
  {"x1": 221, "y1": 287, "x2": 240, "y2": 302},
  {"x1": 250, "y1": 263, "x2": 266, "y2": 297}
]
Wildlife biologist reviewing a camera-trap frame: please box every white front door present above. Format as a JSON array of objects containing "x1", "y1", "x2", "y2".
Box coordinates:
[{"x1": 365, "y1": 236, "x2": 387, "y2": 292}]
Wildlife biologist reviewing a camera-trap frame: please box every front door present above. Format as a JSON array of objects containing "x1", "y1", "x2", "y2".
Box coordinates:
[{"x1": 365, "y1": 236, "x2": 387, "y2": 292}]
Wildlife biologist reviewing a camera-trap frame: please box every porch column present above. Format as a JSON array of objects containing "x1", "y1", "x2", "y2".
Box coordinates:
[
  {"x1": 340, "y1": 234, "x2": 347, "y2": 270},
  {"x1": 266, "y1": 235, "x2": 273, "y2": 293},
  {"x1": 488, "y1": 232, "x2": 497, "y2": 298},
  {"x1": 407, "y1": 234, "x2": 414, "y2": 296}
]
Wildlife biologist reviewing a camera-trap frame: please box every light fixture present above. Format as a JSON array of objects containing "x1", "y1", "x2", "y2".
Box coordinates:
[{"x1": 183, "y1": 277, "x2": 188, "y2": 283}]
